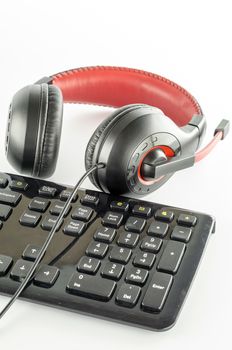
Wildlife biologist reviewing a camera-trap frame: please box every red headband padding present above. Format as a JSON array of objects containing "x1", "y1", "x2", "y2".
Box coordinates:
[{"x1": 52, "y1": 66, "x2": 202, "y2": 126}]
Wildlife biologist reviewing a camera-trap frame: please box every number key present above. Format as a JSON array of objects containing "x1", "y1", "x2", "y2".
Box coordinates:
[
  {"x1": 109, "y1": 247, "x2": 132, "y2": 264},
  {"x1": 133, "y1": 251, "x2": 156, "y2": 269},
  {"x1": 86, "y1": 241, "x2": 108, "y2": 258}
]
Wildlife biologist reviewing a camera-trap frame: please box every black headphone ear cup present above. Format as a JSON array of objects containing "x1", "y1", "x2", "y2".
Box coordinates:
[
  {"x1": 85, "y1": 104, "x2": 145, "y2": 188},
  {"x1": 33, "y1": 85, "x2": 63, "y2": 178}
]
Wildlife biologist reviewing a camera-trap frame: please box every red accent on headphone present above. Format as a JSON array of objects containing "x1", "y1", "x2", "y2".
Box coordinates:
[
  {"x1": 52, "y1": 66, "x2": 202, "y2": 127},
  {"x1": 137, "y1": 145, "x2": 175, "y2": 185}
]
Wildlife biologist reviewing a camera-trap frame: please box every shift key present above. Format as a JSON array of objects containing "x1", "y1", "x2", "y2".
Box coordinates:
[{"x1": 142, "y1": 272, "x2": 173, "y2": 312}]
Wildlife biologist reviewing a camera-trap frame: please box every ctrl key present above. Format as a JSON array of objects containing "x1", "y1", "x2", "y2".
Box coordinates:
[{"x1": 141, "y1": 272, "x2": 173, "y2": 312}]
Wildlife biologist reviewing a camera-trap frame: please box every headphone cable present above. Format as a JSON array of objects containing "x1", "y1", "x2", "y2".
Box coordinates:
[{"x1": 0, "y1": 163, "x2": 105, "y2": 320}]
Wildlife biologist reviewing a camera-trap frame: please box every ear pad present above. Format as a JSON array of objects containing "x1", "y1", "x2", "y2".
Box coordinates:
[
  {"x1": 6, "y1": 84, "x2": 63, "y2": 178},
  {"x1": 85, "y1": 104, "x2": 145, "y2": 188},
  {"x1": 33, "y1": 85, "x2": 63, "y2": 177}
]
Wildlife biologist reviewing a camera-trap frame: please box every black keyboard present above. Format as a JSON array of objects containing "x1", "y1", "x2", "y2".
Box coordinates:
[{"x1": 0, "y1": 172, "x2": 215, "y2": 331}]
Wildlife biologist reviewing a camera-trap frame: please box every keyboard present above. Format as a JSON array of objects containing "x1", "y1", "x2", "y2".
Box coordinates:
[{"x1": 0, "y1": 172, "x2": 215, "y2": 331}]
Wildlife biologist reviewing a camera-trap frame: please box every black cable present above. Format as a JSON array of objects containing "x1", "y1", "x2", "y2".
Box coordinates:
[{"x1": 0, "y1": 163, "x2": 105, "y2": 320}]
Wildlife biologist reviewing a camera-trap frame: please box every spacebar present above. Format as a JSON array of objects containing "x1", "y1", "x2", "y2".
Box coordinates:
[{"x1": 66, "y1": 272, "x2": 116, "y2": 301}]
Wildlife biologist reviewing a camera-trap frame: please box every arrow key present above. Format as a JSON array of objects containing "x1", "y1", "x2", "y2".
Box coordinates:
[
  {"x1": 10, "y1": 259, "x2": 34, "y2": 282},
  {"x1": 34, "y1": 265, "x2": 60, "y2": 288}
]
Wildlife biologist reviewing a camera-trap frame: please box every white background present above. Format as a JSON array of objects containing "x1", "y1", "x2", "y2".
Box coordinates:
[{"x1": 0, "y1": 0, "x2": 232, "y2": 349}]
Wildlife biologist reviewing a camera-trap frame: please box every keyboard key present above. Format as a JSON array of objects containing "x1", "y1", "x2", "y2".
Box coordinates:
[
  {"x1": 77, "y1": 256, "x2": 100, "y2": 275},
  {"x1": 102, "y1": 211, "x2": 123, "y2": 228},
  {"x1": 72, "y1": 206, "x2": 93, "y2": 221},
  {"x1": 157, "y1": 241, "x2": 186, "y2": 274},
  {"x1": 110, "y1": 201, "x2": 129, "y2": 212},
  {"x1": 86, "y1": 241, "x2": 108, "y2": 258},
  {"x1": 67, "y1": 272, "x2": 116, "y2": 301},
  {"x1": 0, "y1": 174, "x2": 8, "y2": 188},
  {"x1": 147, "y1": 220, "x2": 168, "y2": 237},
  {"x1": 10, "y1": 180, "x2": 28, "y2": 191},
  {"x1": 0, "y1": 255, "x2": 13, "y2": 276},
  {"x1": 171, "y1": 226, "x2": 192, "y2": 243},
  {"x1": 81, "y1": 193, "x2": 99, "y2": 206},
  {"x1": 10, "y1": 259, "x2": 33, "y2": 282},
  {"x1": 155, "y1": 209, "x2": 174, "y2": 222},
  {"x1": 178, "y1": 214, "x2": 197, "y2": 227},
  {"x1": 60, "y1": 189, "x2": 78, "y2": 202},
  {"x1": 63, "y1": 220, "x2": 86, "y2": 237},
  {"x1": 41, "y1": 215, "x2": 63, "y2": 231},
  {"x1": 101, "y1": 262, "x2": 124, "y2": 280},
  {"x1": 140, "y1": 236, "x2": 162, "y2": 253},
  {"x1": 132, "y1": 205, "x2": 152, "y2": 217},
  {"x1": 109, "y1": 247, "x2": 132, "y2": 264},
  {"x1": 0, "y1": 204, "x2": 12, "y2": 220},
  {"x1": 0, "y1": 190, "x2": 21, "y2": 206},
  {"x1": 142, "y1": 272, "x2": 173, "y2": 312},
  {"x1": 34, "y1": 265, "x2": 60, "y2": 288},
  {"x1": 20, "y1": 211, "x2": 41, "y2": 227},
  {"x1": 116, "y1": 283, "x2": 141, "y2": 307},
  {"x1": 125, "y1": 267, "x2": 148, "y2": 286},
  {"x1": 29, "y1": 197, "x2": 50, "y2": 213},
  {"x1": 125, "y1": 217, "x2": 146, "y2": 233},
  {"x1": 49, "y1": 200, "x2": 71, "y2": 217},
  {"x1": 38, "y1": 186, "x2": 57, "y2": 198},
  {"x1": 94, "y1": 227, "x2": 116, "y2": 243},
  {"x1": 117, "y1": 232, "x2": 139, "y2": 248},
  {"x1": 133, "y1": 251, "x2": 155, "y2": 269},
  {"x1": 22, "y1": 244, "x2": 43, "y2": 261}
]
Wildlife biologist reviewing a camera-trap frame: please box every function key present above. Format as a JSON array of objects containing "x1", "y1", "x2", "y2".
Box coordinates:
[
  {"x1": 49, "y1": 200, "x2": 71, "y2": 217},
  {"x1": 0, "y1": 174, "x2": 8, "y2": 188},
  {"x1": 67, "y1": 272, "x2": 116, "y2": 301},
  {"x1": 0, "y1": 190, "x2": 22, "y2": 206},
  {"x1": 22, "y1": 244, "x2": 43, "y2": 261},
  {"x1": 60, "y1": 189, "x2": 78, "y2": 202},
  {"x1": 34, "y1": 265, "x2": 60, "y2": 288},
  {"x1": 102, "y1": 211, "x2": 123, "y2": 228},
  {"x1": 147, "y1": 220, "x2": 169, "y2": 238},
  {"x1": 133, "y1": 251, "x2": 156, "y2": 269},
  {"x1": 10, "y1": 180, "x2": 28, "y2": 191},
  {"x1": 171, "y1": 225, "x2": 192, "y2": 243},
  {"x1": 155, "y1": 209, "x2": 174, "y2": 222},
  {"x1": 132, "y1": 205, "x2": 152, "y2": 217},
  {"x1": 94, "y1": 227, "x2": 116, "y2": 243},
  {"x1": 110, "y1": 200, "x2": 129, "y2": 212},
  {"x1": 140, "y1": 236, "x2": 162, "y2": 253},
  {"x1": 125, "y1": 267, "x2": 148, "y2": 286},
  {"x1": 41, "y1": 215, "x2": 63, "y2": 231},
  {"x1": 86, "y1": 241, "x2": 108, "y2": 259},
  {"x1": 10, "y1": 259, "x2": 34, "y2": 282},
  {"x1": 125, "y1": 216, "x2": 146, "y2": 233},
  {"x1": 20, "y1": 211, "x2": 41, "y2": 227},
  {"x1": 177, "y1": 213, "x2": 197, "y2": 227},
  {"x1": 101, "y1": 262, "x2": 124, "y2": 280},
  {"x1": 109, "y1": 246, "x2": 132, "y2": 264},
  {"x1": 81, "y1": 193, "x2": 99, "y2": 206},
  {"x1": 77, "y1": 256, "x2": 100, "y2": 275},
  {"x1": 0, "y1": 254, "x2": 13, "y2": 276},
  {"x1": 0, "y1": 204, "x2": 12, "y2": 221},
  {"x1": 141, "y1": 272, "x2": 173, "y2": 312},
  {"x1": 39, "y1": 186, "x2": 57, "y2": 198},
  {"x1": 157, "y1": 240, "x2": 186, "y2": 274},
  {"x1": 117, "y1": 232, "x2": 139, "y2": 248},
  {"x1": 72, "y1": 206, "x2": 93, "y2": 222},
  {"x1": 29, "y1": 197, "x2": 50, "y2": 213},
  {"x1": 116, "y1": 283, "x2": 141, "y2": 308},
  {"x1": 63, "y1": 220, "x2": 86, "y2": 237}
]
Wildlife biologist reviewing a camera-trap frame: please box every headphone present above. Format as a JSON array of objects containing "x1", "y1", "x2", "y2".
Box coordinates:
[{"x1": 5, "y1": 66, "x2": 229, "y2": 195}]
